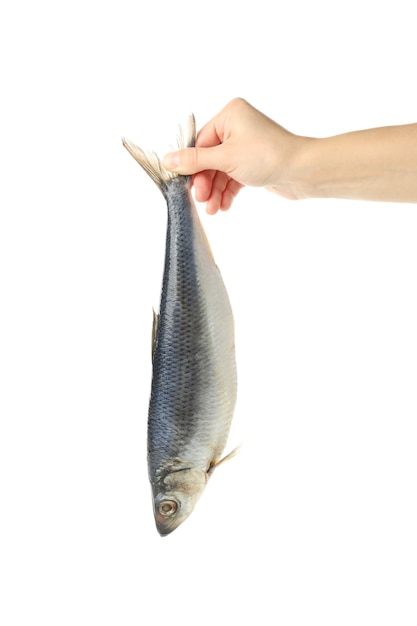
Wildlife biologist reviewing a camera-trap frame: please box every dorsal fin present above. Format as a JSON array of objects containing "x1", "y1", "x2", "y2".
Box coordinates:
[{"x1": 151, "y1": 308, "x2": 159, "y2": 363}]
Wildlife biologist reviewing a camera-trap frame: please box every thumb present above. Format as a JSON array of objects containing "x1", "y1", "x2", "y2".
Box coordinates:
[{"x1": 162, "y1": 146, "x2": 222, "y2": 175}]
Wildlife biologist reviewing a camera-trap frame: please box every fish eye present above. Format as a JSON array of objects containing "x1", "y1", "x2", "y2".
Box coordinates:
[{"x1": 158, "y1": 500, "x2": 177, "y2": 517}]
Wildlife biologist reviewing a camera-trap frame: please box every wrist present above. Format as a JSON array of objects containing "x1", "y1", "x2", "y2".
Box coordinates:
[
  {"x1": 288, "y1": 137, "x2": 330, "y2": 200},
  {"x1": 268, "y1": 135, "x2": 319, "y2": 200}
]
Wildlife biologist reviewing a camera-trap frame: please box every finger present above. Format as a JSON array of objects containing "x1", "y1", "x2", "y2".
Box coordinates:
[
  {"x1": 162, "y1": 145, "x2": 224, "y2": 176},
  {"x1": 205, "y1": 171, "x2": 229, "y2": 214},
  {"x1": 220, "y1": 179, "x2": 244, "y2": 211},
  {"x1": 197, "y1": 98, "x2": 252, "y2": 148},
  {"x1": 195, "y1": 104, "x2": 230, "y2": 148},
  {"x1": 193, "y1": 171, "x2": 216, "y2": 203},
  {"x1": 206, "y1": 204, "x2": 218, "y2": 215},
  {"x1": 205, "y1": 187, "x2": 222, "y2": 215},
  {"x1": 196, "y1": 118, "x2": 223, "y2": 148}
]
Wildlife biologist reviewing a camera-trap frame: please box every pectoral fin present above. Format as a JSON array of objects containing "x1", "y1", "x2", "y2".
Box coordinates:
[{"x1": 208, "y1": 444, "x2": 242, "y2": 476}]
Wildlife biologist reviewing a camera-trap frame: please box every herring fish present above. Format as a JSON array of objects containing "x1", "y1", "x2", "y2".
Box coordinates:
[{"x1": 122, "y1": 117, "x2": 237, "y2": 535}]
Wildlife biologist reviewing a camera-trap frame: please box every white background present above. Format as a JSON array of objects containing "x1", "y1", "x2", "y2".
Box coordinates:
[{"x1": 1, "y1": 1, "x2": 416, "y2": 624}]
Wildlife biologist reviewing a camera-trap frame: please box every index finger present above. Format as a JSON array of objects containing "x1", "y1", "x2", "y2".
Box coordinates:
[{"x1": 195, "y1": 106, "x2": 228, "y2": 148}]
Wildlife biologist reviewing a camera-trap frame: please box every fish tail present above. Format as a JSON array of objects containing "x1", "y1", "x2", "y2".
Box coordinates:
[{"x1": 122, "y1": 114, "x2": 196, "y2": 196}]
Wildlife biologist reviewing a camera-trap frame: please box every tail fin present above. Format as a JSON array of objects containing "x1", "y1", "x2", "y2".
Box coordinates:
[{"x1": 122, "y1": 115, "x2": 196, "y2": 197}]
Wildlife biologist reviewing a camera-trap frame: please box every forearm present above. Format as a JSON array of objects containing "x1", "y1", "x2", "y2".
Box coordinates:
[{"x1": 294, "y1": 124, "x2": 417, "y2": 203}]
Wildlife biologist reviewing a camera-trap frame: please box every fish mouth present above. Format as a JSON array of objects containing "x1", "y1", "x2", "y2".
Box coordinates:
[
  {"x1": 155, "y1": 514, "x2": 183, "y2": 536},
  {"x1": 156, "y1": 522, "x2": 176, "y2": 537}
]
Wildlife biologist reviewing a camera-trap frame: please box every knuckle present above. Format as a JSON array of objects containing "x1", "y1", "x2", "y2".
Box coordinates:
[
  {"x1": 183, "y1": 147, "x2": 201, "y2": 174},
  {"x1": 228, "y1": 97, "x2": 248, "y2": 112}
]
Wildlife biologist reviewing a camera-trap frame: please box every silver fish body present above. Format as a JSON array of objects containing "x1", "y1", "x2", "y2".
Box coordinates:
[{"x1": 123, "y1": 118, "x2": 237, "y2": 535}]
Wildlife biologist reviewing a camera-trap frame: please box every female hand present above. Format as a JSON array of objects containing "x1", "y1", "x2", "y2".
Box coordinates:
[{"x1": 163, "y1": 98, "x2": 306, "y2": 214}]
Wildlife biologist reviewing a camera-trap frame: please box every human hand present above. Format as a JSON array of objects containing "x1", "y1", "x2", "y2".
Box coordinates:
[{"x1": 162, "y1": 98, "x2": 305, "y2": 214}]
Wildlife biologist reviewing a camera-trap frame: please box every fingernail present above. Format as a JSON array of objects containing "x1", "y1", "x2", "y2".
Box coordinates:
[{"x1": 162, "y1": 152, "x2": 179, "y2": 170}]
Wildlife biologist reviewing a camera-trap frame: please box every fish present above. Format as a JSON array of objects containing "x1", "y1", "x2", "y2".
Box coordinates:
[{"x1": 122, "y1": 116, "x2": 238, "y2": 535}]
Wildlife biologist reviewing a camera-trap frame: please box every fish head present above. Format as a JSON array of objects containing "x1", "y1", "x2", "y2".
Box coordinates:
[{"x1": 152, "y1": 467, "x2": 208, "y2": 536}]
